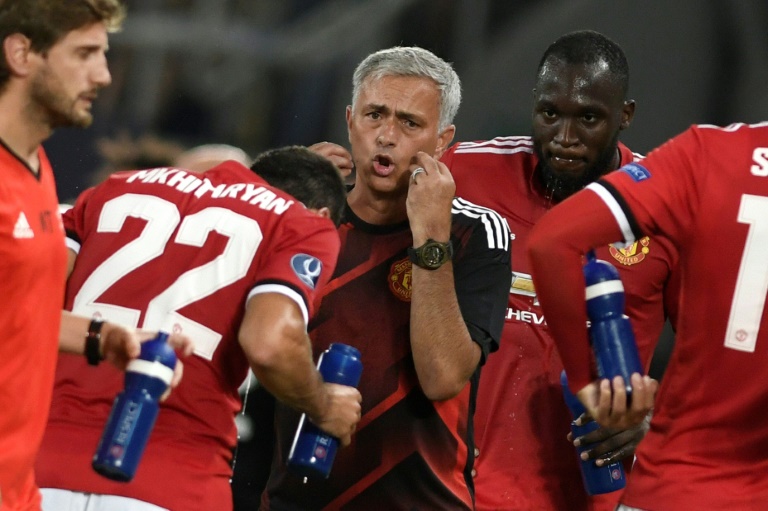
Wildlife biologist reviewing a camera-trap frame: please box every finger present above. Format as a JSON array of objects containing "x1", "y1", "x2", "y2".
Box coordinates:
[
  {"x1": 594, "y1": 378, "x2": 612, "y2": 424},
  {"x1": 585, "y1": 445, "x2": 632, "y2": 464},
  {"x1": 610, "y1": 376, "x2": 629, "y2": 419},
  {"x1": 168, "y1": 332, "x2": 195, "y2": 357},
  {"x1": 628, "y1": 373, "x2": 644, "y2": 415},
  {"x1": 584, "y1": 430, "x2": 630, "y2": 456},
  {"x1": 435, "y1": 159, "x2": 451, "y2": 176},
  {"x1": 629, "y1": 374, "x2": 656, "y2": 423},
  {"x1": 410, "y1": 167, "x2": 427, "y2": 184},
  {"x1": 595, "y1": 454, "x2": 616, "y2": 466},
  {"x1": 575, "y1": 425, "x2": 613, "y2": 446},
  {"x1": 170, "y1": 360, "x2": 184, "y2": 389},
  {"x1": 333, "y1": 159, "x2": 354, "y2": 178},
  {"x1": 574, "y1": 411, "x2": 592, "y2": 426},
  {"x1": 639, "y1": 374, "x2": 657, "y2": 410},
  {"x1": 412, "y1": 151, "x2": 439, "y2": 174},
  {"x1": 104, "y1": 329, "x2": 140, "y2": 366},
  {"x1": 128, "y1": 332, "x2": 142, "y2": 359},
  {"x1": 307, "y1": 141, "x2": 331, "y2": 153}
]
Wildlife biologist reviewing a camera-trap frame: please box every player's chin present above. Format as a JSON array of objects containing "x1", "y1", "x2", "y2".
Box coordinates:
[
  {"x1": 72, "y1": 111, "x2": 94, "y2": 128},
  {"x1": 367, "y1": 173, "x2": 407, "y2": 193},
  {"x1": 57, "y1": 111, "x2": 93, "y2": 129},
  {"x1": 546, "y1": 158, "x2": 587, "y2": 175}
]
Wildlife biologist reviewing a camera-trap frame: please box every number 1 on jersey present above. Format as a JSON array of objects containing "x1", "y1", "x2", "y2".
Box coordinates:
[{"x1": 724, "y1": 194, "x2": 768, "y2": 352}]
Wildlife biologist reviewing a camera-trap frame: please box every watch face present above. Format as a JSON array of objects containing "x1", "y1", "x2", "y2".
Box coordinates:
[{"x1": 423, "y1": 243, "x2": 446, "y2": 266}]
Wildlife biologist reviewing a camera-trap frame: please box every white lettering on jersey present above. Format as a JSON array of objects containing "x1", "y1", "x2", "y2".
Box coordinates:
[
  {"x1": 124, "y1": 169, "x2": 294, "y2": 214},
  {"x1": 167, "y1": 171, "x2": 203, "y2": 193},
  {"x1": 194, "y1": 179, "x2": 227, "y2": 199},
  {"x1": 505, "y1": 307, "x2": 545, "y2": 325},
  {"x1": 750, "y1": 147, "x2": 768, "y2": 177}
]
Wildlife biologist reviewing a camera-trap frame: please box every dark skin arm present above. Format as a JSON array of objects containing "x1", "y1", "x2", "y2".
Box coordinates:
[{"x1": 571, "y1": 411, "x2": 652, "y2": 466}]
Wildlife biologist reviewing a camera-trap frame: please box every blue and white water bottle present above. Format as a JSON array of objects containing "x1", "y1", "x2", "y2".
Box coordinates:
[
  {"x1": 583, "y1": 250, "x2": 644, "y2": 397},
  {"x1": 561, "y1": 370, "x2": 626, "y2": 494},
  {"x1": 287, "y1": 343, "x2": 363, "y2": 480},
  {"x1": 92, "y1": 331, "x2": 177, "y2": 482}
]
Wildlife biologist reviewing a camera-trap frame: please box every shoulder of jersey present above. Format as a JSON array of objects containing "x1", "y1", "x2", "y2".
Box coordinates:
[
  {"x1": 453, "y1": 136, "x2": 533, "y2": 156},
  {"x1": 451, "y1": 196, "x2": 511, "y2": 251},
  {"x1": 697, "y1": 120, "x2": 768, "y2": 133}
]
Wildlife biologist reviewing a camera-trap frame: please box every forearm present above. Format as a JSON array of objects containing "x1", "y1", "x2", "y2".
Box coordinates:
[
  {"x1": 249, "y1": 335, "x2": 328, "y2": 420},
  {"x1": 529, "y1": 191, "x2": 626, "y2": 392},
  {"x1": 59, "y1": 311, "x2": 94, "y2": 355},
  {"x1": 410, "y1": 263, "x2": 480, "y2": 400},
  {"x1": 240, "y1": 294, "x2": 328, "y2": 421},
  {"x1": 59, "y1": 311, "x2": 147, "y2": 367}
]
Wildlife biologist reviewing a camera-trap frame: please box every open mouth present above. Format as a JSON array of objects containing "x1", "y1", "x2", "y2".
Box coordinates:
[
  {"x1": 372, "y1": 154, "x2": 395, "y2": 176},
  {"x1": 79, "y1": 94, "x2": 97, "y2": 108}
]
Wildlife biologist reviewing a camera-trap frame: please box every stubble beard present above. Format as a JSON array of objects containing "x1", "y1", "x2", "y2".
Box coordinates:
[
  {"x1": 30, "y1": 68, "x2": 94, "y2": 129},
  {"x1": 534, "y1": 132, "x2": 620, "y2": 204}
]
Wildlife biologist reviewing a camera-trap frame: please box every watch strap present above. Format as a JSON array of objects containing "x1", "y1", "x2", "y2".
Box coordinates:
[{"x1": 85, "y1": 319, "x2": 104, "y2": 366}]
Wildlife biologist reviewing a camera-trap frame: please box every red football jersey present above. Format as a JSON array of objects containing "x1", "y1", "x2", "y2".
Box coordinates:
[
  {"x1": 582, "y1": 123, "x2": 768, "y2": 510},
  {"x1": 35, "y1": 161, "x2": 340, "y2": 511},
  {"x1": 441, "y1": 137, "x2": 678, "y2": 511},
  {"x1": 0, "y1": 144, "x2": 66, "y2": 511}
]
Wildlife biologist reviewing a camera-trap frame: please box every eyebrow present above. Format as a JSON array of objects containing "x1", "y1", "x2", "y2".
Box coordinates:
[{"x1": 365, "y1": 103, "x2": 424, "y2": 123}]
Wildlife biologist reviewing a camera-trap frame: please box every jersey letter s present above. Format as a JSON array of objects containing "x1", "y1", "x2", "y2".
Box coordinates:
[{"x1": 751, "y1": 147, "x2": 768, "y2": 177}]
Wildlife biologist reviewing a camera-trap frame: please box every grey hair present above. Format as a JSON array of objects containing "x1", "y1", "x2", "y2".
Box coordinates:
[{"x1": 351, "y1": 46, "x2": 462, "y2": 132}]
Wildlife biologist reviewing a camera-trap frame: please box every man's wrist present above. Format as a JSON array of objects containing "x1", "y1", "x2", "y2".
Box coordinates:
[
  {"x1": 408, "y1": 238, "x2": 453, "y2": 270},
  {"x1": 306, "y1": 382, "x2": 331, "y2": 425}
]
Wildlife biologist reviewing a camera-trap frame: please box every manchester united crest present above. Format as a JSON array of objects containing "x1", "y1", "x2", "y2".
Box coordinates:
[
  {"x1": 609, "y1": 236, "x2": 651, "y2": 265},
  {"x1": 388, "y1": 257, "x2": 412, "y2": 302}
]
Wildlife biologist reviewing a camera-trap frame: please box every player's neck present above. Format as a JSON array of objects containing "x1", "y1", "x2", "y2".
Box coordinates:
[
  {"x1": 608, "y1": 145, "x2": 622, "y2": 173},
  {"x1": 0, "y1": 91, "x2": 50, "y2": 173},
  {"x1": 347, "y1": 185, "x2": 408, "y2": 226}
]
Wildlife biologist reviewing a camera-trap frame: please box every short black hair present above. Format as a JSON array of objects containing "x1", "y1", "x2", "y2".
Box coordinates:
[
  {"x1": 537, "y1": 30, "x2": 629, "y2": 97},
  {"x1": 250, "y1": 146, "x2": 346, "y2": 226}
]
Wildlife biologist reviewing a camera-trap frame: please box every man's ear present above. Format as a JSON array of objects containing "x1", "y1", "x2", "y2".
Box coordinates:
[
  {"x1": 346, "y1": 105, "x2": 353, "y2": 145},
  {"x1": 316, "y1": 206, "x2": 332, "y2": 220},
  {"x1": 309, "y1": 206, "x2": 332, "y2": 220},
  {"x1": 434, "y1": 124, "x2": 456, "y2": 159},
  {"x1": 620, "y1": 100, "x2": 636, "y2": 130},
  {"x1": 3, "y1": 33, "x2": 35, "y2": 78}
]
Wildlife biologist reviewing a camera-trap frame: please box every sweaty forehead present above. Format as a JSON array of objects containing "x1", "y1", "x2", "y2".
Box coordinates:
[{"x1": 535, "y1": 59, "x2": 622, "y2": 104}]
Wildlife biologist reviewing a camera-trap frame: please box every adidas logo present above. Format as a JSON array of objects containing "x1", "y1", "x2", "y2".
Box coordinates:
[{"x1": 13, "y1": 212, "x2": 34, "y2": 239}]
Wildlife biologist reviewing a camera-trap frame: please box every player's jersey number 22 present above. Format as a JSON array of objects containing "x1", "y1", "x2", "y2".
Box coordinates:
[{"x1": 72, "y1": 194, "x2": 262, "y2": 359}]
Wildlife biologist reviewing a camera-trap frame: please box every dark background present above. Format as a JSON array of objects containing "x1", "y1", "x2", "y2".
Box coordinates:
[
  {"x1": 43, "y1": 1, "x2": 767, "y2": 508},
  {"x1": 47, "y1": 0, "x2": 768, "y2": 201}
]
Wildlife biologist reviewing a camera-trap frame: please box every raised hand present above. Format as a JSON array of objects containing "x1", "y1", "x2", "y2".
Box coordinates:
[{"x1": 308, "y1": 141, "x2": 354, "y2": 178}]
